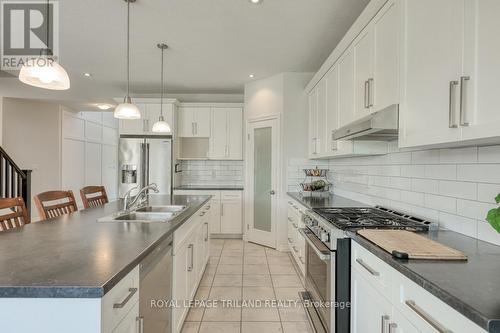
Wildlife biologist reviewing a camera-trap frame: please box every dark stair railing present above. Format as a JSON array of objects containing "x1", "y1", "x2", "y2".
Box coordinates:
[{"x1": 0, "y1": 147, "x2": 32, "y2": 218}]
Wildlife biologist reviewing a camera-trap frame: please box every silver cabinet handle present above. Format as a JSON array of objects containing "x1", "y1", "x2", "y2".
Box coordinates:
[
  {"x1": 292, "y1": 223, "x2": 298, "y2": 229},
  {"x1": 287, "y1": 237, "x2": 293, "y2": 243},
  {"x1": 187, "y1": 244, "x2": 194, "y2": 271},
  {"x1": 299, "y1": 256, "x2": 305, "y2": 264},
  {"x1": 287, "y1": 217, "x2": 293, "y2": 222},
  {"x1": 113, "y1": 288, "x2": 138, "y2": 308},
  {"x1": 137, "y1": 316, "x2": 144, "y2": 333},
  {"x1": 195, "y1": 122, "x2": 198, "y2": 135},
  {"x1": 381, "y1": 315, "x2": 390, "y2": 333},
  {"x1": 460, "y1": 76, "x2": 470, "y2": 127},
  {"x1": 364, "y1": 80, "x2": 369, "y2": 108},
  {"x1": 191, "y1": 122, "x2": 195, "y2": 135},
  {"x1": 368, "y1": 78, "x2": 374, "y2": 107},
  {"x1": 405, "y1": 300, "x2": 453, "y2": 333},
  {"x1": 355, "y1": 258, "x2": 380, "y2": 276},
  {"x1": 311, "y1": 138, "x2": 318, "y2": 154},
  {"x1": 449, "y1": 81, "x2": 459, "y2": 128},
  {"x1": 388, "y1": 323, "x2": 397, "y2": 333},
  {"x1": 292, "y1": 246, "x2": 298, "y2": 253},
  {"x1": 204, "y1": 222, "x2": 209, "y2": 242},
  {"x1": 221, "y1": 203, "x2": 224, "y2": 216}
]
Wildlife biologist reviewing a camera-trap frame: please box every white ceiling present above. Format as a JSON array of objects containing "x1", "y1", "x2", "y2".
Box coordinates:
[{"x1": 0, "y1": 0, "x2": 369, "y2": 107}]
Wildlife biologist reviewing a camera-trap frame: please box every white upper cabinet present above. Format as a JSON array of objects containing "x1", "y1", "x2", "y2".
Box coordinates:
[
  {"x1": 316, "y1": 79, "x2": 327, "y2": 156},
  {"x1": 178, "y1": 107, "x2": 211, "y2": 137},
  {"x1": 209, "y1": 107, "x2": 243, "y2": 160},
  {"x1": 227, "y1": 108, "x2": 243, "y2": 160},
  {"x1": 461, "y1": 0, "x2": 500, "y2": 141},
  {"x1": 372, "y1": 0, "x2": 400, "y2": 112},
  {"x1": 399, "y1": 0, "x2": 465, "y2": 148},
  {"x1": 338, "y1": 48, "x2": 356, "y2": 127},
  {"x1": 325, "y1": 65, "x2": 340, "y2": 155},
  {"x1": 354, "y1": 27, "x2": 374, "y2": 120},
  {"x1": 308, "y1": 87, "x2": 318, "y2": 158}
]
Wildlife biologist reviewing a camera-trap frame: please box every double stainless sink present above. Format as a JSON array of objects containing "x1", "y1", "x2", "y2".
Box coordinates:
[{"x1": 98, "y1": 205, "x2": 188, "y2": 223}]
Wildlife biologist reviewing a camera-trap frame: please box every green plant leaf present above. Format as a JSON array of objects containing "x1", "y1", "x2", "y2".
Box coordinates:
[
  {"x1": 486, "y1": 208, "x2": 500, "y2": 233},
  {"x1": 495, "y1": 193, "x2": 500, "y2": 204}
]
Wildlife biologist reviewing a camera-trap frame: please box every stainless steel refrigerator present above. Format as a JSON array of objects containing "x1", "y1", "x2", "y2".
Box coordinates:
[{"x1": 119, "y1": 135, "x2": 173, "y2": 198}]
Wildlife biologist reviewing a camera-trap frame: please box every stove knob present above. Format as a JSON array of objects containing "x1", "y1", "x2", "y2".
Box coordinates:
[{"x1": 320, "y1": 232, "x2": 329, "y2": 242}]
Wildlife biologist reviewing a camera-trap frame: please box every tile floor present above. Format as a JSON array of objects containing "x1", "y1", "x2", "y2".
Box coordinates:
[{"x1": 181, "y1": 239, "x2": 313, "y2": 333}]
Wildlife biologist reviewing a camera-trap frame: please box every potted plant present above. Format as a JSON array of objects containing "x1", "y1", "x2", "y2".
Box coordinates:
[{"x1": 486, "y1": 194, "x2": 500, "y2": 232}]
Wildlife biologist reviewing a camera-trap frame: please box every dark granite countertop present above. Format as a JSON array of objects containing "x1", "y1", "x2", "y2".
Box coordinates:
[
  {"x1": 174, "y1": 185, "x2": 244, "y2": 191},
  {"x1": 0, "y1": 194, "x2": 211, "y2": 299},
  {"x1": 287, "y1": 192, "x2": 369, "y2": 209},
  {"x1": 349, "y1": 230, "x2": 500, "y2": 332}
]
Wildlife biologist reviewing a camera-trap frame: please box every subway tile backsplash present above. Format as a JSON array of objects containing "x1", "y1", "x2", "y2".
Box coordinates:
[
  {"x1": 287, "y1": 143, "x2": 500, "y2": 246},
  {"x1": 180, "y1": 160, "x2": 244, "y2": 186}
]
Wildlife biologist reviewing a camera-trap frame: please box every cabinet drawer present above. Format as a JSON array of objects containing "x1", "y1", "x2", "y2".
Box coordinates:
[
  {"x1": 351, "y1": 241, "x2": 393, "y2": 297},
  {"x1": 101, "y1": 266, "x2": 139, "y2": 333},
  {"x1": 221, "y1": 191, "x2": 242, "y2": 201},
  {"x1": 393, "y1": 272, "x2": 487, "y2": 333}
]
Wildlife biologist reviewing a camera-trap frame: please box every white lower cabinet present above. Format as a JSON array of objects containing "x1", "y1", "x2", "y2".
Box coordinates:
[
  {"x1": 287, "y1": 198, "x2": 306, "y2": 276},
  {"x1": 174, "y1": 190, "x2": 243, "y2": 236},
  {"x1": 351, "y1": 268, "x2": 392, "y2": 333},
  {"x1": 351, "y1": 241, "x2": 487, "y2": 333},
  {"x1": 172, "y1": 204, "x2": 211, "y2": 333}
]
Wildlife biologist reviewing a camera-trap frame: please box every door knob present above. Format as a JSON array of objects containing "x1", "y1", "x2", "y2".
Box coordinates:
[{"x1": 270, "y1": 190, "x2": 276, "y2": 195}]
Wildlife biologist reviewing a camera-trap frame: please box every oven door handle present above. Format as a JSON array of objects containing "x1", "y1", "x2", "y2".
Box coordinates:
[{"x1": 299, "y1": 228, "x2": 331, "y2": 261}]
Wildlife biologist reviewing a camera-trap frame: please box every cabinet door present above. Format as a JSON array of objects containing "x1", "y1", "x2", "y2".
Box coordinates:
[
  {"x1": 462, "y1": 0, "x2": 500, "y2": 141},
  {"x1": 177, "y1": 107, "x2": 195, "y2": 137},
  {"x1": 392, "y1": 308, "x2": 419, "y2": 333},
  {"x1": 399, "y1": 0, "x2": 464, "y2": 148},
  {"x1": 193, "y1": 108, "x2": 211, "y2": 137},
  {"x1": 227, "y1": 108, "x2": 243, "y2": 159},
  {"x1": 338, "y1": 48, "x2": 356, "y2": 127},
  {"x1": 316, "y1": 79, "x2": 327, "y2": 156},
  {"x1": 220, "y1": 200, "x2": 242, "y2": 234},
  {"x1": 351, "y1": 269, "x2": 392, "y2": 333},
  {"x1": 172, "y1": 244, "x2": 189, "y2": 332},
  {"x1": 119, "y1": 104, "x2": 146, "y2": 135},
  {"x1": 325, "y1": 65, "x2": 340, "y2": 155},
  {"x1": 210, "y1": 108, "x2": 228, "y2": 159},
  {"x1": 308, "y1": 88, "x2": 318, "y2": 157},
  {"x1": 209, "y1": 199, "x2": 221, "y2": 234},
  {"x1": 373, "y1": 0, "x2": 400, "y2": 112},
  {"x1": 111, "y1": 302, "x2": 139, "y2": 333},
  {"x1": 354, "y1": 27, "x2": 374, "y2": 120},
  {"x1": 62, "y1": 139, "x2": 85, "y2": 204}
]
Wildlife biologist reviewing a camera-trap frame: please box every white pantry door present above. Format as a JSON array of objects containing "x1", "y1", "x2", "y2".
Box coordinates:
[{"x1": 246, "y1": 118, "x2": 279, "y2": 248}]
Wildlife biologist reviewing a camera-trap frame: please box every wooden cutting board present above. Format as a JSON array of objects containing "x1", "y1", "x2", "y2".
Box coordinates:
[{"x1": 357, "y1": 230, "x2": 467, "y2": 261}]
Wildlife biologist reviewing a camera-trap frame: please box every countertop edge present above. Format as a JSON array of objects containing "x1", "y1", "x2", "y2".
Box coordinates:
[
  {"x1": 347, "y1": 231, "x2": 500, "y2": 333},
  {"x1": 0, "y1": 196, "x2": 212, "y2": 299}
]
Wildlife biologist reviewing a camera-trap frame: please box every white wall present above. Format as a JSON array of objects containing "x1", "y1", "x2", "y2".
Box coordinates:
[
  {"x1": 244, "y1": 74, "x2": 284, "y2": 120},
  {"x1": 2, "y1": 98, "x2": 62, "y2": 217}
]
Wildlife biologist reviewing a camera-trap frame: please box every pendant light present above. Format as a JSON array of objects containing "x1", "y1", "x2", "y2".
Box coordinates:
[
  {"x1": 19, "y1": 0, "x2": 70, "y2": 90},
  {"x1": 152, "y1": 43, "x2": 171, "y2": 133},
  {"x1": 114, "y1": 0, "x2": 141, "y2": 119}
]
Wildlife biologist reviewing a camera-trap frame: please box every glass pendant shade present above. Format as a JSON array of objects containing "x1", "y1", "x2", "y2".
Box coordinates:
[
  {"x1": 114, "y1": 96, "x2": 141, "y2": 119},
  {"x1": 19, "y1": 56, "x2": 70, "y2": 90},
  {"x1": 152, "y1": 115, "x2": 171, "y2": 133}
]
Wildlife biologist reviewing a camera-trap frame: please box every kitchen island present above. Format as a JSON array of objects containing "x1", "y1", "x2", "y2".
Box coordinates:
[{"x1": 0, "y1": 194, "x2": 211, "y2": 333}]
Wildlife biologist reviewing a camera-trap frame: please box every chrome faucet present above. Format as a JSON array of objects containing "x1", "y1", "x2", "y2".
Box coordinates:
[{"x1": 123, "y1": 183, "x2": 160, "y2": 211}]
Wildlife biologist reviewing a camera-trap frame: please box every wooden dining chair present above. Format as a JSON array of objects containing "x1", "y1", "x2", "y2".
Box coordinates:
[
  {"x1": 34, "y1": 190, "x2": 78, "y2": 221},
  {"x1": 0, "y1": 197, "x2": 30, "y2": 232},
  {"x1": 80, "y1": 186, "x2": 109, "y2": 209}
]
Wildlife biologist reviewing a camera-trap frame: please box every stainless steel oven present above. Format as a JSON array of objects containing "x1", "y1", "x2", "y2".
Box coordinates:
[{"x1": 300, "y1": 228, "x2": 334, "y2": 333}]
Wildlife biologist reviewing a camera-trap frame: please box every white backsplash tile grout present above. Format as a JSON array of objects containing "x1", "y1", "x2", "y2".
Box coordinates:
[{"x1": 180, "y1": 160, "x2": 244, "y2": 186}]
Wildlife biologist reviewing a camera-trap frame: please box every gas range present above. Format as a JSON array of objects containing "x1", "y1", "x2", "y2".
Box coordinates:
[{"x1": 302, "y1": 206, "x2": 434, "y2": 250}]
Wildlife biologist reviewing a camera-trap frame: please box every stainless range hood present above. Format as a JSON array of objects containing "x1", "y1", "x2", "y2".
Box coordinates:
[{"x1": 332, "y1": 104, "x2": 399, "y2": 141}]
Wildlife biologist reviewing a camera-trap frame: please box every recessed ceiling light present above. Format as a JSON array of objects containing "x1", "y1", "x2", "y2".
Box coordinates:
[
  {"x1": 83, "y1": 72, "x2": 92, "y2": 78},
  {"x1": 97, "y1": 104, "x2": 112, "y2": 110},
  {"x1": 249, "y1": 74, "x2": 255, "y2": 78},
  {"x1": 249, "y1": 0, "x2": 262, "y2": 4}
]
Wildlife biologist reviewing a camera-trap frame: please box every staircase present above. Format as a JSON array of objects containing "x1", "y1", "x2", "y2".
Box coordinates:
[{"x1": 0, "y1": 146, "x2": 32, "y2": 217}]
